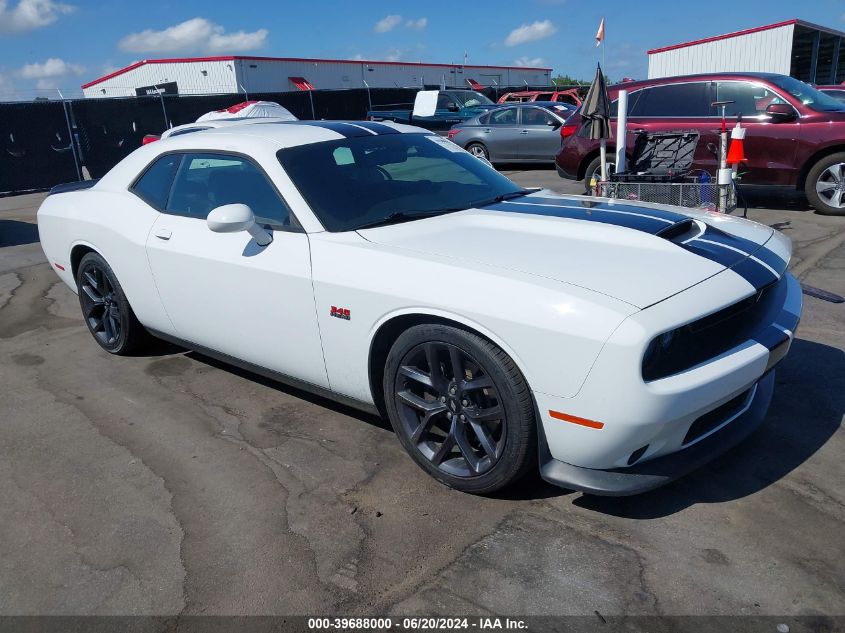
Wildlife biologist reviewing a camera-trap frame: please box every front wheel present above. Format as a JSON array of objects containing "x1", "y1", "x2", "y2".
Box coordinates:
[
  {"x1": 383, "y1": 324, "x2": 536, "y2": 494},
  {"x1": 806, "y1": 153, "x2": 845, "y2": 215},
  {"x1": 76, "y1": 252, "x2": 150, "y2": 355}
]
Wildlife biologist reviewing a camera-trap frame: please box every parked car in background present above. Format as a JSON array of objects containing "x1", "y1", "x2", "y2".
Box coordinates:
[
  {"x1": 367, "y1": 90, "x2": 498, "y2": 132},
  {"x1": 498, "y1": 89, "x2": 582, "y2": 107},
  {"x1": 817, "y1": 85, "x2": 845, "y2": 104},
  {"x1": 555, "y1": 72, "x2": 845, "y2": 215},
  {"x1": 143, "y1": 101, "x2": 298, "y2": 144},
  {"x1": 447, "y1": 102, "x2": 575, "y2": 163}
]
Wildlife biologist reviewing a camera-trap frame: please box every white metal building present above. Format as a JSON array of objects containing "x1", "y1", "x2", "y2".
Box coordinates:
[
  {"x1": 647, "y1": 19, "x2": 845, "y2": 84},
  {"x1": 81, "y1": 56, "x2": 553, "y2": 98}
]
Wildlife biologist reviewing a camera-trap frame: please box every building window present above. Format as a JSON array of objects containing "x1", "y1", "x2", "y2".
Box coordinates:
[
  {"x1": 837, "y1": 41, "x2": 845, "y2": 83},
  {"x1": 790, "y1": 26, "x2": 818, "y2": 83},
  {"x1": 816, "y1": 33, "x2": 839, "y2": 84}
]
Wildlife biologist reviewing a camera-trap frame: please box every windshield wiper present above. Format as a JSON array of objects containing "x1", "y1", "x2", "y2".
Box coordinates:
[
  {"x1": 353, "y1": 191, "x2": 531, "y2": 231},
  {"x1": 471, "y1": 189, "x2": 531, "y2": 208},
  {"x1": 354, "y1": 208, "x2": 465, "y2": 230}
]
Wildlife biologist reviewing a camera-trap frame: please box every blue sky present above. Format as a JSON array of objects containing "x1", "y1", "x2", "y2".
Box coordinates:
[{"x1": 0, "y1": 0, "x2": 843, "y2": 100}]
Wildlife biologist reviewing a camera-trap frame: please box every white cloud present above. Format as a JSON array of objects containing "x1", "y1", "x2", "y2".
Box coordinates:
[
  {"x1": 18, "y1": 57, "x2": 84, "y2": 78},
  {"x1": 504, "y1": 19, "x2": 557, "y2": 47},
  {"x1": 374, "y1": 14, "x2": 402, "y2": 33},
  {"x1": 0, "y1": 0, "x2": 74, "y2": 34},
  {"x1": 384, "y1": 49, "x2": 402, "y2": 62},
  {"x1": 405, "y1": 17, "x2": 427, "y2": 30},
  {"x1": 0, "y1": 73, "x2": 22, "y2": 101},
  {"x1": 513, "y1": 56, "x2": 545, "y2": 67},
  {"x1": 119, "y1": 17, "x2": 267, "y2": 54}
]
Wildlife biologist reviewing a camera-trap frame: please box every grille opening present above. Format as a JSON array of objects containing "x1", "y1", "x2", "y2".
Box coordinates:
[
  {"x1": 627, "y1": 445, "x2": 649, "y2": 466},
  {"x1": 683, "y1": 388, "x2": 752, "y2": 446}
]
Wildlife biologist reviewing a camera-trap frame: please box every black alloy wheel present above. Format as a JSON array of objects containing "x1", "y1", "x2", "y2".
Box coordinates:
[
  {"x1": 76, "y1": 252, "x2": 149, "y2": 355},
  {"x1": 384, "y1": 324, "x2": 536, "y2": 494},
  {"x1": 394, "y1": 341, "x2": 506, "y2": 477},
  {"x1": 79, "y1": 263, "x2": 122, "y2": 348}
]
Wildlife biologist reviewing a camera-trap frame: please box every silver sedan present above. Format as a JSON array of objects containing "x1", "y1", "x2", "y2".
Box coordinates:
[{"x1": 447, "y1": 102, "x2": 574, "y2": 164}]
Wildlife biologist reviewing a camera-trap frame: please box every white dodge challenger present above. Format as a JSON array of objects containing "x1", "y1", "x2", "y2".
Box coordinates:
[{"x1": 38, "y1": 120, "x2": 802, "y2": 496}]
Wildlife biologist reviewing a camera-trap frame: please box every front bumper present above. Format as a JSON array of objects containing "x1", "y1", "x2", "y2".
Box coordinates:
[{"x1": 539, "y1": 370, "x2": 775, "y2": 496}]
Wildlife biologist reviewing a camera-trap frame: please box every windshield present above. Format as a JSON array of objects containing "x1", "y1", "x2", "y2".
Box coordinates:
[
  {"x1": 768, "y1": 76, "x2": 845, "y2": 112},
  {"x1": 277, "y1": 133, "x2": 524, "y2": 232},
  {"x1": 453, "y1": 91, "x2": 494, "y2": 108}
]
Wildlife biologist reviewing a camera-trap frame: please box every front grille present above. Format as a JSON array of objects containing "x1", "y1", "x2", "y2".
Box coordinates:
[
  {"x1": 642, "y1": 275, "x2": 786, "y2": 382},
  {"x1": 682, "y1": 387, "x2": 752, "y2": 446}
]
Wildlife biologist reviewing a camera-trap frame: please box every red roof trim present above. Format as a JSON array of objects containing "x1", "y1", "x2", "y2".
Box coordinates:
[
  {"x1": 647, "y1": 19, "x2": 798, "y2": 55},
  {"x1": 81, "y1": 55, "x2": 552, "y2": 89}
]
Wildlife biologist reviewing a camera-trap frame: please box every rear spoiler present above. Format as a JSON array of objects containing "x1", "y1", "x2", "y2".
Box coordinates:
[{"x1": 49, "y1": 179, "x2": 100, "y2": 195}]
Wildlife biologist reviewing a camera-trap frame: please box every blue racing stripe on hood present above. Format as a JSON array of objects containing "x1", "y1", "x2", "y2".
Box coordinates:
[{"x1": 484, "y1": 196, "x2": 786, "y2": 291}]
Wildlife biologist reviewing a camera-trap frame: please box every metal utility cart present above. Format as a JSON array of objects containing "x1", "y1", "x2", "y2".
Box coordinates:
[{"x1": 598, "y1": 130, "x2": 736, "y2": 213}]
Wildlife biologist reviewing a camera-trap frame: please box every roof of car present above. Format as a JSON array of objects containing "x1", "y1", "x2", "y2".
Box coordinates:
[
  {"x1": 608, "y1": 72, "x2": 789, "y2": 91},
  {"x1": 163, "y1": 119, "x2": 427, "y2": 149},
  {"x1": 498, "y1": 101, "x2": 570, "y2": 107}
]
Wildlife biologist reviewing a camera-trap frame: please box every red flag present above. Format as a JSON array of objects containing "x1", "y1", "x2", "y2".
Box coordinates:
[{"x1": 595, "y1": 18, "x2": 605, "y2": 47}]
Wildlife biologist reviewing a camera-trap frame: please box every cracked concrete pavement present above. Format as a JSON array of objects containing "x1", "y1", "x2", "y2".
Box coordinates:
[{"x1": 0, "y1": 172, "x2": 843, "y2": 617}]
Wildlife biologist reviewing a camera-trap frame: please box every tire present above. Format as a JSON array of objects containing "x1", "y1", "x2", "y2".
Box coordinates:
[
  {"x1": 465, "y1": 142, "x2": 490, "y2": 161},
  {"x1": 583, "y1": 156, "x2": 616, "y2": 195},
  {"x1": 383, "y1": 324, "x2": 537, "y2": 494},
  {"x1": 805, "y1": 152, "x2": 845, "y2": 216},
  {"x1": 76, "y1": 252, "x2": 150, "y2": 355}
]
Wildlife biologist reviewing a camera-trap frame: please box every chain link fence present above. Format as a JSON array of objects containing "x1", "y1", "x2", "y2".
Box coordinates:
[{"x1": 599, "y1": 179, "x2": 736, "y2": 213}]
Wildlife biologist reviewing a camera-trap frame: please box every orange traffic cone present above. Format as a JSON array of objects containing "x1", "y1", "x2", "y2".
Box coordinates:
[{"x1": 726, "y1": 122, "x2": 747, "y2": 164}]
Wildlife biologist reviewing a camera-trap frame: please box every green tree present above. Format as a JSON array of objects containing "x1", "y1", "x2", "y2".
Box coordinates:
[{"x1": 552, "y1": 74, "x2": 589, "y2": 86}]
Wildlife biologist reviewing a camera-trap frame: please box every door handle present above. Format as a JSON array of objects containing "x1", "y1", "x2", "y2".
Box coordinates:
[
  {"x1": 154, "y1": 228, "x2": 172, "y2": 240},
  {"x1": 482, "y1": 128, "x2": 491, "y2": 133},
  {"x1": 520, "y1": 130, "x2": 529, "y2": 134},
  {"x1": 632, "y1": 128, "x2": 647, "y2": 134}
]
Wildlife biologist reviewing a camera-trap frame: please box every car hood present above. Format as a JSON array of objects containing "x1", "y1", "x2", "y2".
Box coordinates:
[{"x1": 358, "y1": 193, "x2": 783, "y2": 308}]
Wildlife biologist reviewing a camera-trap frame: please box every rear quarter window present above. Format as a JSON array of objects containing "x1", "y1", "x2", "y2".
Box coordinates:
[{"x1": 131, "y1": 154, "x2": 180, "y2": 209}]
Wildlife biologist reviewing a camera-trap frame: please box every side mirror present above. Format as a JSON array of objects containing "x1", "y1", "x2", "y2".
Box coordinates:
[
  {"x1": 447, "y1": 103, "x2": 460, "y2": 112},
  {"x1": 547, "y1": 119, "x2": 562, "y2": 129},
  {"x1": 766, "y1": 103, "x2": 797, "y2": 122},
  {"x1": 207, "y1": 203, "x2": 272, "y2": 246}
]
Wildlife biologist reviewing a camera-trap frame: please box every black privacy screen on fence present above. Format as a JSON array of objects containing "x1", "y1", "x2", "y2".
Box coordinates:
[
  {"x1": 0, "y1": 101, "x2": 80, "y2": 193},
  {"x1": 0, "y1": 85, "x2": 545, "y2": 194}
]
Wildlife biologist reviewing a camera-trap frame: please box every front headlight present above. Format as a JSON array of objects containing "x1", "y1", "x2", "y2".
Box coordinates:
[{"x1": 642, "y1": 329, "x2": 679, "y2": 380}]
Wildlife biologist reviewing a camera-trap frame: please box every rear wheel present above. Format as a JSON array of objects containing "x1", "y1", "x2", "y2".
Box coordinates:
[
  {"x1": 76, "y1": 252, "x2": 150, "y2": 355},
  {"x1": 806, "y1": 153, "x2": 845, "y2": 215},
  {"x1": 583, "y1": 156, "x2": 616, "y2": 195},
  {"x1": 383, "y1": 324, "x2": 536, "y2": 494},
  {"x1": 465, "y1": 142, "x2": 489, "y2": 161}
]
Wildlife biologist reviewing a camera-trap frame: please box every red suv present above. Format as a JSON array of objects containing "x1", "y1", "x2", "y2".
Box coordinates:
[{"x1": 555, "y1": 73, "x2": 845, "y2": 215}]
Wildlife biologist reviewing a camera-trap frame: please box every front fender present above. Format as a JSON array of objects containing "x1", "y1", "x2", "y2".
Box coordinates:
[{"x1": 309, "y1": 231, "x2": 637, "y2": 404}]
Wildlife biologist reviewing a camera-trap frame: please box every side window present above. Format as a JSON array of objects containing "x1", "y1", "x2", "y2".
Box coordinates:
[
  {"x1": 522, "y1": 108, "x2": 555, "y2": 126},
  {"x1": 537, "y1": 93, "x2": 553, "y2": 100},
  {"x1": 716, "y1": 82, "x2": 786, "y2": 117},
  {"x1": 166, "y1": 153, "x2": 290, "y2": 227},
  {"x1": 437, "y1": 94, "x2": 458, "y2": 110},
  {"x1": 488, "y1": 107, "x2": 517, "y2": 125},
  {"x1": 131, "y1": 154, "x2": 180, "y2": 209},
  {"x1": 629, "y1": 83, "x2": 712, "y2": 117}
]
